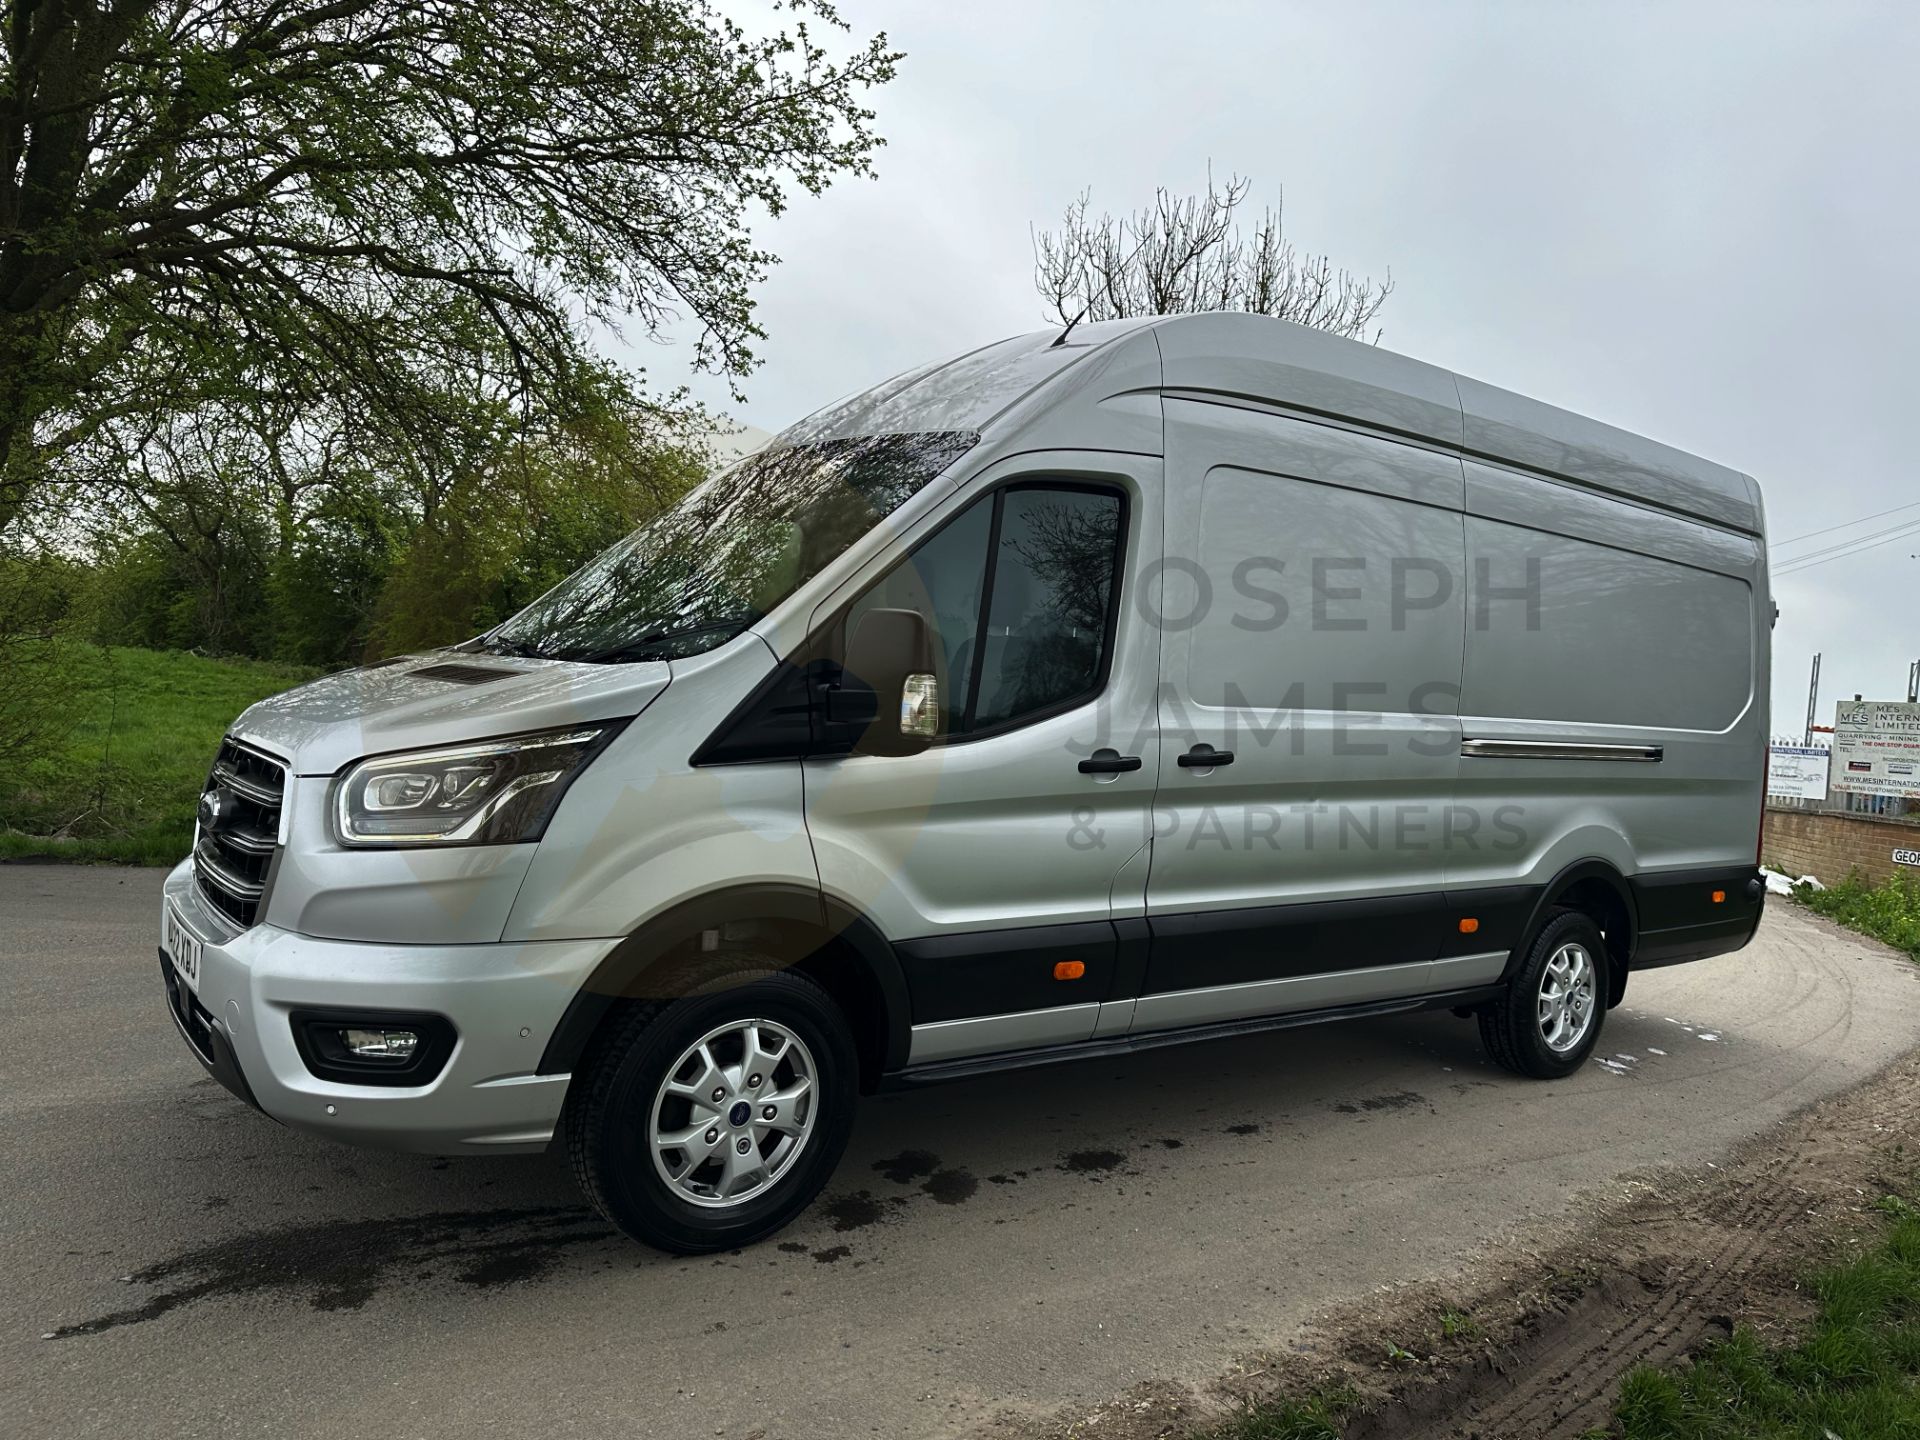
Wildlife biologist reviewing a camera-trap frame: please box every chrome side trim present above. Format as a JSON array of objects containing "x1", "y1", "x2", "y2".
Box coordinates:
[
  {"x1": 1130, "y1": 951, "x2": 1509, "y2": 1033},
  {"x1": 1461, "y1": 737, "x2": 1664, "y2": 763},
  {"x1": 907, "y1": 1002, "x2": 1102, "y2": 1065}
]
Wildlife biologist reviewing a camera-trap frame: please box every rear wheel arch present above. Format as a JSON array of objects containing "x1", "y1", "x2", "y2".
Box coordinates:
[
  {"x1": 1481, "y1": 906, "x2": 1610, "y2": 1078},
  {"x1": 537, "y1": 886, "x2": 910, "y2": 1092},
  {"x1": 1524, "y1": 861, "x2": 1637, "y2": 1008}
]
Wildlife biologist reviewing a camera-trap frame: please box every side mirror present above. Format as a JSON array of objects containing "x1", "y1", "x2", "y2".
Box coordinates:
[{"x1": 831, "y1": 608, "x2": 939, "y2": 754}]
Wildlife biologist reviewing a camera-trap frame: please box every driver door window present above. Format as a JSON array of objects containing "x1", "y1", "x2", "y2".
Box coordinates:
[{"x1": 843, "y1": 482, "x2": 1126, "y2": 740}]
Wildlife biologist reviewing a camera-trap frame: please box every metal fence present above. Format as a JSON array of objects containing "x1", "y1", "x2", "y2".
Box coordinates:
[
  {"x1": 1766, "y1": 735, "x2": 1916, "y2": 820},
  {"x1": 1767, "y1": 790, "x2": 1916, "y2": 820}
]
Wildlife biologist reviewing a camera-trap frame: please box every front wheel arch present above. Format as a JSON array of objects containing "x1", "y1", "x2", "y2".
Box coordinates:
[
  {"x1": 536, "y1": 885, "x2": 910, "y2": 1092},
  {"x1": 564, "y1": 958, "x2": 861, "y2": 1252}
]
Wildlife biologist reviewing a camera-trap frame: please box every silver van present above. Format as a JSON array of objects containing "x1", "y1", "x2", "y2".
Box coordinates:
[{"x1": 158, "y1": 314, "x2": 1770, "y2": 1251}]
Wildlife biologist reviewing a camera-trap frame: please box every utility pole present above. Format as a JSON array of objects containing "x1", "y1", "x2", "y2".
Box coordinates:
[{"x1": 1804, "y1": 652, "x2": 1822, "y2": 746}]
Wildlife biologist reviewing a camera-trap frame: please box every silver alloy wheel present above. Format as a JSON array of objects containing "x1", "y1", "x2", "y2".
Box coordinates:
[
  {"x1": 648, "y1": 1018, "x2": 817, "y2": 1209},
  {"x1": 1537, "y1": 941, "x2": 1597, "y2": 1053}
]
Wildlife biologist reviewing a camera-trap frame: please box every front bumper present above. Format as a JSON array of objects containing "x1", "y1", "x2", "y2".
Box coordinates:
[{"x1": 158, "y1": 860, "x2": 618, "y2": 1154}]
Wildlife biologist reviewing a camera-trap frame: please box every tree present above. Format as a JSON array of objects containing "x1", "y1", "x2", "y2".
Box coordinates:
[
  {"x1": 67, "y1": 355, "x2": 703, "y2": 663},
  {"x1": 0, "y1": 0, "x2": 900, "y2": 533},
  {"x1": 1033, "y1": 173, "x2": 1392, "y2": 339}
]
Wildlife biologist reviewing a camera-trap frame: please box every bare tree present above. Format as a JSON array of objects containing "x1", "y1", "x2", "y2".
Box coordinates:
[{"x1": 1033, "y1": 173, "x2": 1393, "y2": 340}]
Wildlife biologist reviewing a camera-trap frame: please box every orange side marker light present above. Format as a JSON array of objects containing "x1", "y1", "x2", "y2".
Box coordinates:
[
  {"x1": 1711, "y1": 890, "x2": 1726, "y2": 904},
  {"x1": 1458, "y1": 917, "x2": 1480, "y2": 934},
  {"x1": 1054, "y1": 960, "x2": 1086, "y2": 981}
]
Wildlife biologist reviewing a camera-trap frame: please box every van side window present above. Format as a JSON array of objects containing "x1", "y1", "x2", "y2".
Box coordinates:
[
  {"x1": 846, "y1": 483, "x2": 1125, "y2": 739},
  {"x1": 967, "y1": 488, "x2": 1123, "y2": 730}
]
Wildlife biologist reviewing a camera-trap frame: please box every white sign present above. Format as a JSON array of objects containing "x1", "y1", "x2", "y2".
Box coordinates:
[
  {"x1": 1767, "y1": 744, "x2": 1830, "y2": 801},
  {"x1": 1832, "y1": 700, "x2": 1920, "y2": 800},
  {"x1": 1895, "y1": 848, "x2": 1920, "y2": 868}
]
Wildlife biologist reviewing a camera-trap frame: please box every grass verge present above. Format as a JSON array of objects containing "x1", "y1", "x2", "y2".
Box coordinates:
[
  {"x1": 0, "y1": 644, "x2": 312, "y2": 865},
  {"x1": 1193, "y1": 1388, "x2": 1356, "y2": 1440},
  {"x1": 1793, "y1": 869, "x2": 1920, "y2": 961},
  {"x1": 1613, "y1": 1194, "x2": 1920, "y2": 1439}
]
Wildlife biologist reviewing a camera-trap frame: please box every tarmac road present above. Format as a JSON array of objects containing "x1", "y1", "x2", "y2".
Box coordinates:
[{"x1": 6, "y1": 863, "x2": 1917, "y2": 1439}]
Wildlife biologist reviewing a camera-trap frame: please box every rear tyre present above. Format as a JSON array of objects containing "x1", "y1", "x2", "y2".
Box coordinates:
[
  {"x1": 564, "y1": 958, "x2": 858, "y2": 1253},
  {"x1": 1479, "y1": 908, "x2": 1609, "y2": 1079}
]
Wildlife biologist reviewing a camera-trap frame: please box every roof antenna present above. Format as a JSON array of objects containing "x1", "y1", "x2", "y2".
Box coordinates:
[{"x1": 1050, "y1": 301, "x2": 1093, "y2": 348}]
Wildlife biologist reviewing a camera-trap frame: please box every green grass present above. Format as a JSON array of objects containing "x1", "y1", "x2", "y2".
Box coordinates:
[
  {"x1": 1793, "y1": 869, "x2": 1920, "y2": 961},
  {"x1": 0, "y1": 644, "x2": 313, "y2": 865},
  {"x1": 1193, "y1": 1388, "x2": 1356, "y2": 1440},
  {"x1": 1614, "y1": 1199, "x2": 1920, "y2": 1439},
  {"x1": 1437, "y1": 1307, "x2": 1479, "y2": 1341}
]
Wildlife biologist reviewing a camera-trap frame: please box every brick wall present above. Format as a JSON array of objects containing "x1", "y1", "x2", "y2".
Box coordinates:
[{"x1": 1763, "y1": 807, "x2": 1920, "y2": 886}]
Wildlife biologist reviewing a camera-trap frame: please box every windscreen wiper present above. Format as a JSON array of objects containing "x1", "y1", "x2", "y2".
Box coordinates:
[
  {"x1": 474, "y1": 635, "x2": 545, "y2": 659},
  {"x1": 577, "y1": 612, "x2": 762, "y2": 664}
]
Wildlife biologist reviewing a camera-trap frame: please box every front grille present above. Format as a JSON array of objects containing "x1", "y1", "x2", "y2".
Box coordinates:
[{"x1": 193, "y1": 737, "x2": 286, "y2": 928}]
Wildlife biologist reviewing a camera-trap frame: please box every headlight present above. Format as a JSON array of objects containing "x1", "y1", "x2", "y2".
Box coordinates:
[{"x1": 331, "y1": 724, "x2": 624, "y2": 847}]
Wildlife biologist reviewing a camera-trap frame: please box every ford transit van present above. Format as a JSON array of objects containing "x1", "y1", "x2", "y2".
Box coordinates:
[{"x1": 158, "y1": 313, "x2": 1769, "y2": 1251}]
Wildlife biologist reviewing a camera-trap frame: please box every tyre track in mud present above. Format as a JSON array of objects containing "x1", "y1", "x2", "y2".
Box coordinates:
[{"x1": 1384, "y1": 1046, "x2": 1920, "y2": 1438}]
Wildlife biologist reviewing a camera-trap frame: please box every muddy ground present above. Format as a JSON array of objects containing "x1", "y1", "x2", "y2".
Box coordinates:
[{"x1": 994, "y1": 934, "x2": 1920, "y2": 1439}]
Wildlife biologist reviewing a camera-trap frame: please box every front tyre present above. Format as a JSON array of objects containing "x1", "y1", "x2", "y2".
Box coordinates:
[
  {"x1": 565, "y1": 960, "x2": 858, "y2": 1253},
  {"x1": 1479, "y1": 909, "x2": 1609, "y2": 1079}
]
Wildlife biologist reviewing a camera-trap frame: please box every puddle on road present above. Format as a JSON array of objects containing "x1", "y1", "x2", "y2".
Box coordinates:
[
  {"x1": 870, "y1": 1150, "x2": 940, "y2": 1185},
  {"x1": 921, "y1": 1168, "x2": 978, "y2": 1205},
  {"x1": 46, "y1": 1205, "x2": 612, "y2": 1340},
  {"x1": 820, "y1": 1191, "x2": 891, "y2": 1232},
  {"x1": 868, "y1": 1150, "x2": 978, "y2": 1206},
  {"x1": 1332, "y1": 1090, "x2": 1427, "y2": 1115}
]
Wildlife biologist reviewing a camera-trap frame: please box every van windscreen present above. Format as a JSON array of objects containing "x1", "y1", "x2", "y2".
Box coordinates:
[{"x1": 485, "y1": 431, "x2": 978, "y2": 663}]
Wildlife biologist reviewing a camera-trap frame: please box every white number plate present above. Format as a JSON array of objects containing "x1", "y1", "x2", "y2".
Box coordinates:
[{"x1": 165, "y1": 902, "x2": 203, "y2": 993}]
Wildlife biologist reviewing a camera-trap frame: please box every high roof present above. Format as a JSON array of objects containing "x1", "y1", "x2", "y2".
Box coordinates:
[{"x1": 778, "y1": 312, "x2": 1762, "y2": 536}]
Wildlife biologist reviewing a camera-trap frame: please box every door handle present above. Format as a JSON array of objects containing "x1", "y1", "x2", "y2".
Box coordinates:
[
  {"x1": 1177, "y1": 744, "x2": 1235, "y2": 769},
  {"x1": 1078, "y1": 748, "x2": 1142, "y2": 775}
]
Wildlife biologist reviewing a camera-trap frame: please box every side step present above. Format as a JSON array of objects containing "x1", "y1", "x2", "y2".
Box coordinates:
[{"x1": 882, "y1": 984, "x2": 1505, "y2": 1089}]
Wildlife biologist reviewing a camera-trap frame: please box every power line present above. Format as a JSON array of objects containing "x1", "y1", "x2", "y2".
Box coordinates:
[
  {"x1": 1774, "y1": 531, "x2": 1920, "y2": 576},
  {"x1": 1774, "y1": 515, "x2": 1920, "y2": 571},
  {"x1": 1773, "y1": 516, "x2": 1920, "y2": 576},
  {"x1": 1773, "y1": 499, "x2": 1920, "y2": 549}
]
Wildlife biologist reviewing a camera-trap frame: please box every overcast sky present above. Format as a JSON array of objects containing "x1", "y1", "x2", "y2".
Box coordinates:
[{"x1": 642, "y1": 1, "x2": 1920, "y2": 736}]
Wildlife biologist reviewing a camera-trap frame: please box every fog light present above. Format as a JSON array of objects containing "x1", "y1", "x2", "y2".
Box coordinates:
[
  {"x1": 340, "y1": 1027, "x2": 419, "y2": 1060},
  {"x1": 292, "y1": 1009, "x2": 455, "y2": 1086}
]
